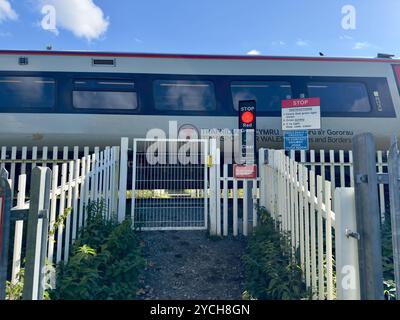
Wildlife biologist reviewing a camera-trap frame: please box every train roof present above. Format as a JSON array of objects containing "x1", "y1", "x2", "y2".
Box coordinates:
[{"x1": 0, "y1": 50, "x2": 400, "y2": 64}]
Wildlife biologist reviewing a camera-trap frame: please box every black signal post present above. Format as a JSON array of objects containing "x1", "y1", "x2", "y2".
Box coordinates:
[{"x1": 238, "y1": 100, "x2": 256, "y2": 164}]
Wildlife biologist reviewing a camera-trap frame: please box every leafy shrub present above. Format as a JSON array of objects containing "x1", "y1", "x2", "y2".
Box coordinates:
[
  {"x1": 6, "y1": 207, "x2": 70, "y2": 301},
  {"x1": 381, "y1": 213, "x2": 397, "y2": 300},
  {"x1": 242, "y1": 207, "x2": 309, "y2": 300},
  {"x1": 50, "y1": 201, "x2": 146, "y2": 300},
  {"x1": 382, "y1": 214, "x2": 394, "y2": 280},
  {"x1": 6, "y1": 268, "x2": 25, "y2": 300},
  {"x1": 6, "y1": 260, "x2": 54, "y2": 300}
]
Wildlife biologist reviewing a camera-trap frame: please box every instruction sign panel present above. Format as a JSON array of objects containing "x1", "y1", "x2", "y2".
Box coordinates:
[
  {"x1": 282, "y1": 98, "x2": 321, "y2": 131},
  {"x1": 284, "y1": 130, "x2": 309, "y2": 151}
]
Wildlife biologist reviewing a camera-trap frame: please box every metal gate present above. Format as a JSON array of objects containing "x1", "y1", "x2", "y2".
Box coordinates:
[{"x1": 131, "y1": 139, "x2": 208, "y2": 230}]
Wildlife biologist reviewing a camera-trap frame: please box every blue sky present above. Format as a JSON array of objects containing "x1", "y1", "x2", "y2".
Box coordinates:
[{"x1": 0, "y1": 0, "x2": 399, "y2": 57}]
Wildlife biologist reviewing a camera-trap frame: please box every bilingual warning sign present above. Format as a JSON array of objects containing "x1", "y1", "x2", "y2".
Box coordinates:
[{"x1": 281, "y1": 97, "x2": 321, "y2": 131}]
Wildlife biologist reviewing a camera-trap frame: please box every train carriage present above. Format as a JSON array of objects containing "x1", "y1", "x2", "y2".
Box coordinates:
[{"x1": 0, "y1": 50, "x2": 399, "y2": 150}]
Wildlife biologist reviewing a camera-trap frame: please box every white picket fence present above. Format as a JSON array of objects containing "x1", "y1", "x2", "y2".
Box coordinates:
[
  {"x1": 9, "y1": 146, "x2": 120, "y2": 291},
  {"x1": 260, "y1": 148, "x2": 360, "y2": 300},
  {"x1": 209, "y1": 144, "x2": 389, "y2": 239},
  {"x1": 0, "y1": 145, "x2": 103, "y2": 204},
  {"x1": 208, "y1": 139, "x2": 260, "y2": 236},
  {"x1": 4, "y1": 139, "x2": 387, "y2": 300},
  {"x1": 218, "y1": 165, "x2": 259, "y2": 236},
  {"x1": 288, "y1": 149, "x2": 389, "y2": 221}
]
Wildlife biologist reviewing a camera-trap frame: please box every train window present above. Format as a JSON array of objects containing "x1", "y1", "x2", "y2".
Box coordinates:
[
  {"x1": 73, "y1": 91, "x2": 138, "y2": 110},
  {"x1": 73, "y1": 79, "x2": 138, "y2": 110},
  {"x1": 231, "y1": 81, "x2": 292, "y2": 111},
  {"x1": 153, "y1": 80, "x2": 216, "y2": 111},
  {"x1": 307, "y1": 82, "x2": 371, "y2": 113},
  {"x1": 0, "y1": 76, "x2": 55, "y2": 110}
]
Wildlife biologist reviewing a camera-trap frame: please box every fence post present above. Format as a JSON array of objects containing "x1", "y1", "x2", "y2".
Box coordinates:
[
  {"x1": 258, "y1": 149, "x2": 265, "y2": 208},
  {"x1": 209, "y1": 139, "x2": 217, "y2": 235},
  {"x1": 0, "y1": 168, "x2": 11, "y2": 300},
  {"x1": 12, "y1": 174, "x2": 26, "y2": 284},
  {"x1": 387, "y1": 136, "x2": 400, "y2": 300},
  {"x1": 23, "y1": 167, "x2": 52, "y2": 301},
  {"x1": 216, "y1": 148, "x2": 221, "y2": 236},
  {"x1": 223, "y1": 164, "x2": 228, "y2": 236},
  {"x1": 352, "y1": 133, "x2": 384, "y2": 300},
  {"x1": 112, "y1": 146, "x2": 120, "y2": 218},
  {"x1": 334, "y1": 188, "x2": 360, "y2": 300},
  {"x1": 269, "y1": 150, "x2": 276, "y2": 219},
  {"x1": 118, "y1": 138, "x2": 129, "y2": 223}
]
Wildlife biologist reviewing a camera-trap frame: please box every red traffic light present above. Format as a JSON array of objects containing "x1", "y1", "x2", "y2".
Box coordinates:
[{"x1": 241, "y1": 111, "x2": 255, "y2": 124}]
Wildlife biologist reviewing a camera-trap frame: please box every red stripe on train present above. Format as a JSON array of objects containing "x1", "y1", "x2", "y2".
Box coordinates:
[{"x1": 0, "y1": 50, "x2": 399, "y2": 64}]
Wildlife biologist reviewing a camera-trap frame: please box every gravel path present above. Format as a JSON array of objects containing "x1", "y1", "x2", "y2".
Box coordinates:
[{"x1": 138, "y1": 230, "x2": 247, "y2": 300}]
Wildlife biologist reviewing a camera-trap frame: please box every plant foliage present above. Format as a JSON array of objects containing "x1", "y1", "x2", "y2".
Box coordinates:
[
  {"x1": 381, "y1": 213, "x2": 397, "y2": 300},
  {"x1": 242, "y1": 207, "x2": 309, "y2": 300},
  {"x1": 50, "y1": 201, "x2": 146, "y2": 300}
]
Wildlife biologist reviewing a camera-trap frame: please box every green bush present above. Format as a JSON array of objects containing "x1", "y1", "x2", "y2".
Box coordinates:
[
  {"x1": 6, "y1": 268, "x2": 25, "y2": 300},
  {"x1": 381, "y1": 213, "x2": 397, "y2": 300},
  {"x1": 50, "y1": 201, "x2": 146, "y2": 300},
  {"x1": 242, "y1": 207, "x2": 309, "y2": 300}
]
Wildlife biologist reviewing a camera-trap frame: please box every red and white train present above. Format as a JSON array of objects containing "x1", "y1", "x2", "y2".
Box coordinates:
[{"x1": 0, "y1": 50, "x2": 399, "y2": 149}]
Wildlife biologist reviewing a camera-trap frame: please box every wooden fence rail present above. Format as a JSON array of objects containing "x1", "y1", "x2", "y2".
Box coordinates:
[
  {"x1": 0, "y1": 145, "x2": 103, "y2": 205},
  {"x1": 289, "y1": 149, "x2": 389, "y2": 221},
  {"x1": 1, "y1": 138, "x2": 396, "y2": 300},
  {"x1": 0, "y1": 145, "x2": 120, "y2": 300},
  {"x1": 260, "y1": 148, "x2": 360, "y2": 300}
]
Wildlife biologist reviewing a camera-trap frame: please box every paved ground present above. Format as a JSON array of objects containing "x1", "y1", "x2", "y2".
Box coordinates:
[{"x1": 138, "y1": 230, "x2": 247, "y2": 300}]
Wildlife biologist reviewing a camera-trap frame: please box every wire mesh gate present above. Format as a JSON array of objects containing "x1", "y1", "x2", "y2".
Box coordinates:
[{"x1": 131, "y1": 139, "x2": 209, "y2": 230}]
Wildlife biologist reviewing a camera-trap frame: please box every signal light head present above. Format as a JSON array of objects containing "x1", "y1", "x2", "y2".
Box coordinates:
[{"x1": 241, "y1": 111, "x2": 255, "y2": 124}]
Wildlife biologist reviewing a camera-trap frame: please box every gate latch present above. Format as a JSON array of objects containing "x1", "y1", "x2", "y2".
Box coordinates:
[
  {"x1": 207, "y1": 155, "x2": 213, "y2": 168},
  {"x1": 345, "y1": 228, "x2": 360, "y2": 240},
  {"x1": 355, "y1": 173, "x2": 389, "y2": 185},
  {"x1": 355, "y1": 174, "x2": 368, "y2": 184},
  {"x1": 376, "y1": 173, "x2": 389, "y2": 184}
]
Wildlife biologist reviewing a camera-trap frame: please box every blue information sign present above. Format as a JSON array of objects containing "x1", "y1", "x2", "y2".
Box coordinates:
[{"x1": 284, "y1": 130, "x2": 309, "y2": 151}]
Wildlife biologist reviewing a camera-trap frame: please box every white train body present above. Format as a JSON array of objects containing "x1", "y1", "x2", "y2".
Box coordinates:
[{"x1": 0, "y1": 50, "x2": 399, "y2": 150}]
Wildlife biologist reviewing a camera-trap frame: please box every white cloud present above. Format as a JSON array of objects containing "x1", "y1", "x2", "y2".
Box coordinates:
[
  {"x1": 271, "y1": 40, "x2": 286, "y2": 46},
  {"x1": 296, "y1": 39, "x2": 309, "y2": 47},
  {"x1": 0, "y1": 0, "x2": 18, "y2": 22},
  {"x1": 39, "y1": 0, "x2": 109, "y2": 40},
  {"x1": 340, "y1": 35, "x2": 353, "y2": 40},
  {"x1": 353, "y1": 41, "x2": 371, "y2": 50},
  {"x1": 247, "y1": 49, "x2": 261, "y2": 55}
]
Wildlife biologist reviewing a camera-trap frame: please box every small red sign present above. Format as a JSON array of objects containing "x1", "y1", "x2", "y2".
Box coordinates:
[
  {"x1": 281, "y1": 97, "x2": 320, "y2": 108},
  {"x1": 234, "y1": 164, "x2": 257, "y2": 179}
]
